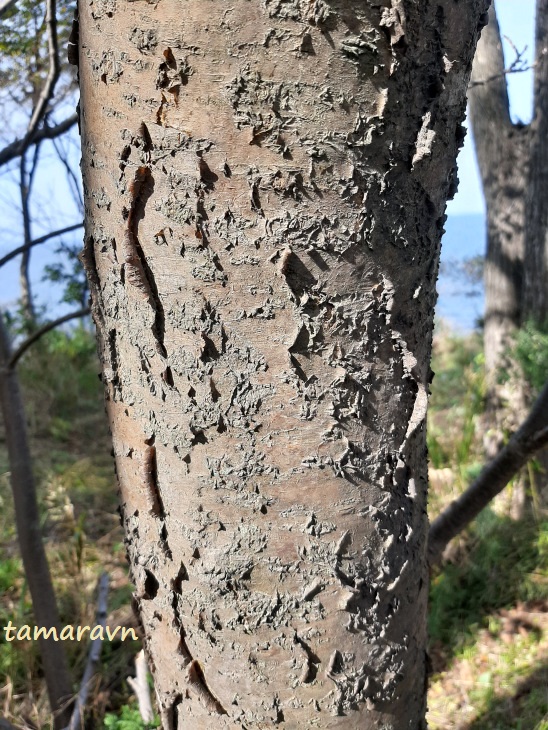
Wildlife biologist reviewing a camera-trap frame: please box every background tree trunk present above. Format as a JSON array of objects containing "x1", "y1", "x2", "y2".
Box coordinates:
[
  {"x1": 469, "y1": 2, "x2": 548, "y2": 513},
  {"x1": 0, "y1": 316, "x2": 72, "y2": 729},
  {"x1": 524, "y1": 0, "x2": 548, "y2": 509},
  {"x1": 78, "y1": 1, "x2": 487, "y2": 727},
  {"x1": 525, "y1": 0, "x2": 548, "y2": 326},
  {"x1": 468, "y1": 6, "x2": 528, "y2": 461}
]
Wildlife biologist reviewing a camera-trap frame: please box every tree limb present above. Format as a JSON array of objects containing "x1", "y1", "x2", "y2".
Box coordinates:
[
  {"x1": 65, "y1": 573, "x2": 109, "y2": 730},
  {"x1": 0, "y1": 114, "x2": 78, "y2": 167},
  {"x1": 24, "y1": 0, "x2": 60, "y2": 152},
  {"x1": 8, "y1": 308, "x2": 90, "y2": 370},
  {"x1": 428, "y1": 380, "x2": 548, "y2": 567},
  {"x1": 0, "y1": 224, "x2": 84, "y2": 269}
]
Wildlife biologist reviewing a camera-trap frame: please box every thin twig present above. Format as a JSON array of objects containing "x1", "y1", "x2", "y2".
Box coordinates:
[
  {"x1": 0, "y1": 114, "x2": 77, "y2": 168},
  {"x1": 51, "y1": 136, "x2": 84, "y2": 212},
  {"x1": 0, "y1": 223, "x2": 84, "y2": 269},
  {"x1": 8, "y1": 308, "x2": 90, "y2": 370},
  {"x1": 65, "y1": 574, "x2": 109, "y2": 730},
  {"x1": 469, "y1": 36, "x2": 534, "y2": 89},
  {"x1": 24, "y1": 0, "x2": 60, "y2": 150}
]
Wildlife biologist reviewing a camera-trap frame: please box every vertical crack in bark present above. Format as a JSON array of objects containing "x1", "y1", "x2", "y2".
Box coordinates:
[
  {"x1": 123, "y1": 164, "x2": 167, "y2": 357},
  {"x1": 186, "y1": 659, "x2": 228, "y2": 715},
  {"x1": 294, "y1": 633, "x2": 321, "y2": 684},
  {"x1": 142, "y1": 445, "x2": 165, "y2": 518}
]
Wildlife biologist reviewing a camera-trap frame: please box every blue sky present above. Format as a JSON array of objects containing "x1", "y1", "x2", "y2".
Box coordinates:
[{"x1": 0, "y1": 2, "x2": 538, "y2": 325}]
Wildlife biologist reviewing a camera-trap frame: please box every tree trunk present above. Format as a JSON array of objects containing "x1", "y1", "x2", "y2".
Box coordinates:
[
  {"x1": 0, "y1": 316, "x2": 73, "y2": 729},
  {"x1": 469, "y1": 3, "x2": 548, "y2": 513},
  {"x1": 468, "y1": 6, "x2": 528, "y2": 432},
  {"x1": 19, "y1": 150, "x2": 37, "y2": 326},
  {"x1": 525, "y1": 0, "x2": 548, "y2": 326},
  {"x1": 524, "y1": 0, "x2": 548, "y2": 509},
  {"x1": 78, "y1": 2, "x2": 487, "y2": 727},
  {"x1": 467, "y1": 6, "x2": 531, "y2": 517}
]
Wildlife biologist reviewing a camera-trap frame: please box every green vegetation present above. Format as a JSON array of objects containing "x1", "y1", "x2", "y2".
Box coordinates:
[
  {"x1": 427, "y1": 323, "x2": 548, "y2": 730},
  {"x1": 513, "y1": 320, "x2": 548, "y2": 394},
  {"x1": 0, "y1": 321, "x2": 546, "y2": 727},
  {"x1": 104, "y1": 705, "x2": 160, "y2": 730},
  {"x1": 0, "y1": 324, "x2": 136, "y2": 728}
]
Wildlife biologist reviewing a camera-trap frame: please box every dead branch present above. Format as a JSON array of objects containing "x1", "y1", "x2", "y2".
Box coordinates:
[
  {"x1": 65, "y1": 574, "x2": 109, "y2": 730},
  {"x1": 469, "y1": 34, "x2": 533, "y2": 88},
  {"x1": 428, "y1": 380, "x2": 548, "y2": 567},
  {"x1": 127, "y1": 651, "x2": 155, "y2": 724}
]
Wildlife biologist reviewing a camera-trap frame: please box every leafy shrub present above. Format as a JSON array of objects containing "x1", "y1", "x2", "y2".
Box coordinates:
[
  {"x1": 513, "y1": 320, "x2": 548, "y2": 394},
  {"x1": 104, "y1": 705, "x2": 160, "y2": 730}
]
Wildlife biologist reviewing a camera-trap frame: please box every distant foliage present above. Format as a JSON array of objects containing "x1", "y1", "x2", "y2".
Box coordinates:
[
  {"x1": 429, "y1": 511, "x2": 548, "y2": 648},
  {"x1": 513, "y1": 320, "x2": 548, "y2": 394},
  {"x1": 104, "y1": 706, "x2": 160, "y2": 730}
]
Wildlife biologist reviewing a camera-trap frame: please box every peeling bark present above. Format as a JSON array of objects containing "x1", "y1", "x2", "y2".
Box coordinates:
[{"x1": 78, "y1": 1, "x2": 487, "y2": 727}]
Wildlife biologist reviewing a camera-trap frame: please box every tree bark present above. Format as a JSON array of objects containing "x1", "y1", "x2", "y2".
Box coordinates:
[
  {"x1": 468, "y1": 6, "x2": 528, "y2": 419},
  {"x1": 0, "y1": 316, "x2": 73, "y2": 729},
  {"x1": 524, "y1": 0, "x2": 548, "y2": 325},
  {"x1": 523, "y1": 0, "x2": 548, "y2": 509},
  {"x1": 78, "y1": 2, "x2": 488, "y2": 727}
]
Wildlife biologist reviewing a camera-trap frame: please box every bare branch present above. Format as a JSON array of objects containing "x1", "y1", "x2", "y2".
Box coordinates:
[
  {"x1": 469, "y1": 36, "x2": 533, "y2": 89},
  {"x1": 65, "y1": 574, "x2": 109, "y2": 730},
  {"x1": 0, "y1": 223, "x2": 84, "y2": 269},
  {"x1": 0, "y1": 114, "x2": 77, "y2": 168},
  {"x1": 468, "y1": 5, "x2": 515, "y2": 185},
  {"x1": 127, "y1": 651, "x2": 155, "y2": 724},
  {"x1": 24, "y1": 0, "x2": 60, "y2": 149},
  {"x1": 8, "y1": 308, "x2": 91, "y2": 369},
  {"x1": 428, "y1": 380, "x2": 548, "y2": 567},
  {"x1": 51, "y1": 136, "x2": 84, "y2": 212}
]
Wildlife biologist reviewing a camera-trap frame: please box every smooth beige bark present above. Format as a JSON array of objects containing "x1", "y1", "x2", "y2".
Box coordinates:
[{"x1": 78, "y1": 1, "x2": 487, "y2": 727}]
